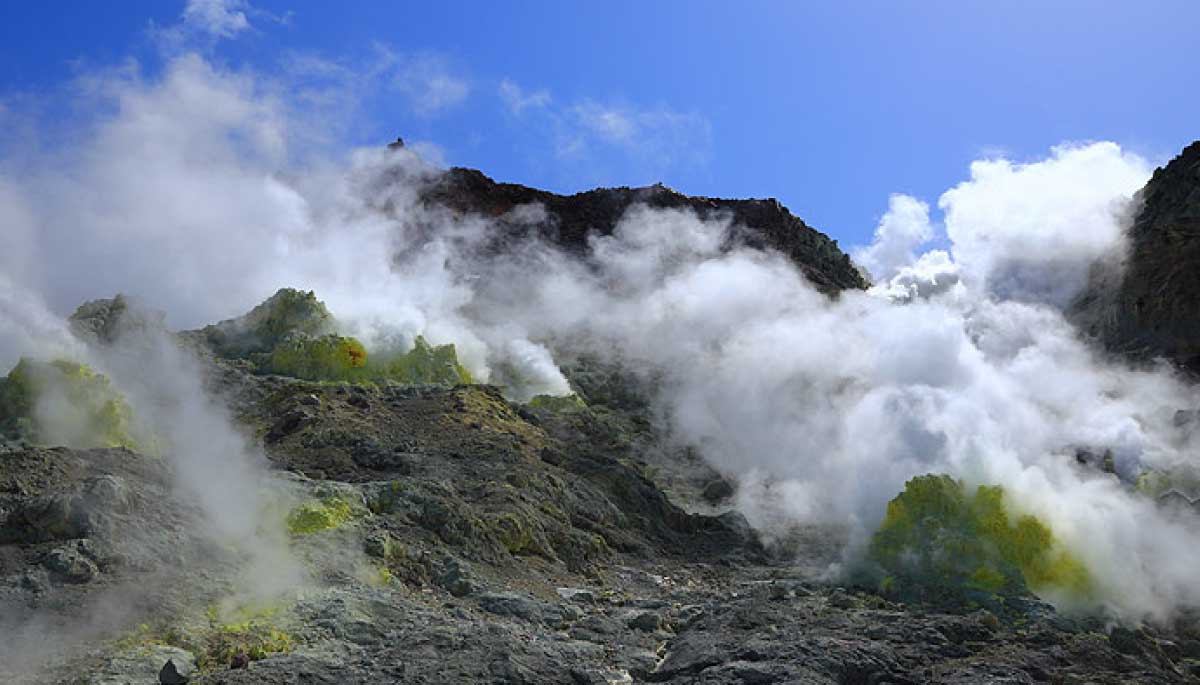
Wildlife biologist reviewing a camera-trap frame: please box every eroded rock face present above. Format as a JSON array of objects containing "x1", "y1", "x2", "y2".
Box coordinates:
[{"x1": 1073, "y1": 141, "x2": 1200, "y2": 371}]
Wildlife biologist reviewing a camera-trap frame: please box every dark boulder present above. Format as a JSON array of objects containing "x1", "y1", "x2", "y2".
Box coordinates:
[{"x1": 159, "y1": 659, "x2": 190, "y2": 685}]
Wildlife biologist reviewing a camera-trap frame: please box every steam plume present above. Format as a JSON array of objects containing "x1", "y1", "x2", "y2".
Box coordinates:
[{"x1": 2, "y1": 52, "x2": 1198, "y2": 625}]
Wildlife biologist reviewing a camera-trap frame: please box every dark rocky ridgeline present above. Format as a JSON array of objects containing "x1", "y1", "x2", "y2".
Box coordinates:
[
  {"x1": 419, "y1": 166, "x2": 870, "y2": 295},
  {"x1": 1072, "y1": 140, "x2": 1200, "y2": 372}
]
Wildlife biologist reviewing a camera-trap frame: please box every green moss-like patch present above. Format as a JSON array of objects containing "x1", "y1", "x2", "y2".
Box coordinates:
[
  {"x1": 0, "y1": 358, "x2": 139, "y2": 449},
  {"x1": 286, "y1": 497, "x2": 354, "y2": 535},
  {"x1": 869, "y1": 474, "x2": 1092, "y2": 606}
]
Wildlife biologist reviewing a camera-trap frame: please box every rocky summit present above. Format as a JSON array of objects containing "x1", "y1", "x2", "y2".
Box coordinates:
[
  {"x1": 421, "y1": 167, "x2": 869, "y2": 296},
  {"x1": 3, "y1": 159, "x2": 1200, "y2": 685}
]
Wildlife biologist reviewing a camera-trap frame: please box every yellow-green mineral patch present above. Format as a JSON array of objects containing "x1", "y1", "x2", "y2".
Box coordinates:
[
  {"x1": 267, "y1": 334, "x2": 368, "y2": 382},
  {"x1": 205, "y1": 620, "x2": 294, "y2": 667},
  {"x1": 202, "y1": 288, "x2": 475, "y2": 387},
  {"x1": 375, "y1": 335, "x2": 473, "y2": 386},
  {"x1": 869, "y1": 474, "x2": 1092, "y2": 605},
  {"x1": 0, "y1": 357, "x2": 139, "y2": 450},
  {"x1": 286, "y1": 496, "x2": 355, "y2": 535}
]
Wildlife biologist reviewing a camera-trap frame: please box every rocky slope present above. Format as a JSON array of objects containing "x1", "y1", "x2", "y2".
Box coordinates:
[
  {"x1": 1072, "y1": 140, "x2": 1200, "y2": 371},
  {"x1": 3, "y1": 163, "x2": 1200, "y2": 684}
]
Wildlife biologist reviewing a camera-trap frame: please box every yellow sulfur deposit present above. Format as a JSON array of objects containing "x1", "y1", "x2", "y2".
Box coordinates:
[
  {"x1": 869, "y1": 474, "x2": 1092, "y2": 604},
  {"x1": 0, "y1": 358, "x2": 139, "y2": 450}
]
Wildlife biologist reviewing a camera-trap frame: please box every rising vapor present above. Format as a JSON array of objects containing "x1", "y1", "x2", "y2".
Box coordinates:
[{"x1": 2, "y1": 50, "x2": 1198, "y2": 631}]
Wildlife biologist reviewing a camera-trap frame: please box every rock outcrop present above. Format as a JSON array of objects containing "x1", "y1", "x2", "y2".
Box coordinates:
[{"x1": 1073, "y1": 141, "x2": 1200, "y2": 371}]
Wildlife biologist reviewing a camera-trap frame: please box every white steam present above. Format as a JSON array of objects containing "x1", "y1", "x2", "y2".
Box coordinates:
[
  {"x1": 2, "y1": 51, "x2": 1198, "y2": 626},
  {"x1": 85, "y1": 314, "x2": 305, "y2": 601},
  {"x1": 853, "y1": 193, "x2": 934, "y2": 282}
]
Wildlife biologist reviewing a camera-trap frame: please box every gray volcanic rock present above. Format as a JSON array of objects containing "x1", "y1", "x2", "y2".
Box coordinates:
[
  {"x1": 421, "y1": 166, "x2": 870, "y2": 295},
  {"x1": 1073, "y1": 141, "x2": 1200, "y2": 371}
]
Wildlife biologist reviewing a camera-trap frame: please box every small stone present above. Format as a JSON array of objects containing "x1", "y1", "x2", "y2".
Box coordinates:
[
  {"x1": 363, "y1": 530, "x2": 393, "y2": 559},
  {"x1": 437, "y1": 557, "x2": 479, "y2": 597},
  {"x1": 827, "y1": 589, "x2": 857, "y2": 609},
  {"x1": 557, "y1": 587, "x2": 596, "y2": 604},
  {"x1": 559, "y1": 603, "x2": 584, "y2": 623},
  {"x1": 159, "y1": 659, "x2": 189, "y2": 685},
  {"x1": 676, "y1": 605, "x2": 705, "y2": 629},
  {"x1": 624, "y1": 609, "x2": 662, "y2": 632},
  {"x1": 701, "y1": 478, "x2": 735, "y2": 504},
  {"x1": 569, "y1": 615, "x2": 623, "y2": 642}
]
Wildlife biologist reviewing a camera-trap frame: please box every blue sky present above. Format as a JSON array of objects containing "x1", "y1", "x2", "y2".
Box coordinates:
[{"x1": 1, "y1": 1, "x2": 1197, "y2": 248}]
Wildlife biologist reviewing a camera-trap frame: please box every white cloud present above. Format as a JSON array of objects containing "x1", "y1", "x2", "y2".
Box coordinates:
[
  {"x1": 394, "y1": 54, "x2": 469, "y2": 116},
  {"x1": 152, "y1": 0, "x2": 280, "y2": 51},
  {"x1": 573, "y1": 102, "x2": 638, "y2": 144},
  {"x1": 854, "y1": 142, "x2": 1151, "y2": 309},
  {"x1": 498, "y1": 79, "x2": 550, "y2": 115},
  {"x1": 182, "y1": 0, "x2": 251, "y2": 38},
  {"x1": 940, "y1": 142, "x2": 1151, "y2": 306},
  {"x1": 852, "y1": 193, "x2": 934, "y2": 282},
  {"x1": 568, "y1": 101, "x2": 709, "y2": 160},
  {"x1": 493, "y1": 80, "x2": 711, "y2": 178},
  {"x1": 871, "y1": 249, "x2": 961, "y2": 302}
]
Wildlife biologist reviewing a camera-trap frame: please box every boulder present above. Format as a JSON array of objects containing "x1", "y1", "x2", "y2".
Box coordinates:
[{"x1": 43, "y1": 542, "x2": 99, "y2": 583}]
